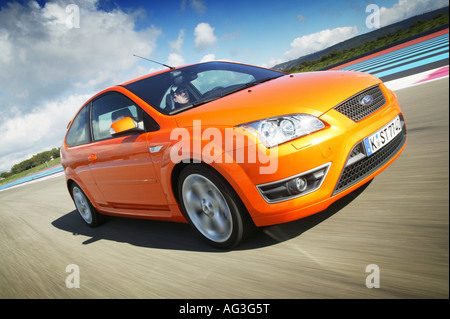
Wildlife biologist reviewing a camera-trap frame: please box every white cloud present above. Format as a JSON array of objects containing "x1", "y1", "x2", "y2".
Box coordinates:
[
  {"x1": 284, "y1": 26, "x2": 359, "y2": 60},
  {"x1": 167, "y1": 53, "x2": 186, "y2": 67},
  {"x1": 0, "y1": 0, "x2": 162, "y2": 172},
  {"x1": 167, "y1": 29, "x2": 186, "y2": 67},
  {"x1": 379, "y1": 0, "x2": 449, "y2": 27},
  {"x1": 190, "y1": 0, "x2": 207, "y2": 14},
  {"x1": 194, "y1": 22, "x2": 217, "y2": 51},
  {"x1": 262, "y1": 57, "x2": 286, "y2": 69},
  {"x1": 169, "y1": 29, "x2": 185, "y2": 53},
  {"x1": 180, "y1": 0, "x2": 207, "y2": 14},
  {"x1": 0, "y1": 0, "x2": 161, "y2": 112},
  {"x1": 200, "y1": 53, "x2": 216, "y2": 63},
  {"x1": 0, "y1": 93, "x2": 91, "y2": 172}
]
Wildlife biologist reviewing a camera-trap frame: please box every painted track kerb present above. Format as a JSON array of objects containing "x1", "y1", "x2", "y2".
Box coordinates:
[{"x1": 0, "y1": 165, "x2": 64, "y2": 192}]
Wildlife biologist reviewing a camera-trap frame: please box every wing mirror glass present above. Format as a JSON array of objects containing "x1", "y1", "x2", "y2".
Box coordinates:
[{"x1": 110, "y1": 117, "x2": 144, "y2": 136}]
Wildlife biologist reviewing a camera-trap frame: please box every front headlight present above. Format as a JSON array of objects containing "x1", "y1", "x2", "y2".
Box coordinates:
[{"x1": 238, "y1": 113, "x2": 325, "y2": 148}]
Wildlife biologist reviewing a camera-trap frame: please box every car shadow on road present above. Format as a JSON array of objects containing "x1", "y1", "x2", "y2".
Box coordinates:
[{"x1": 52, "y1": 181, "x2": 372, "y2": 252}]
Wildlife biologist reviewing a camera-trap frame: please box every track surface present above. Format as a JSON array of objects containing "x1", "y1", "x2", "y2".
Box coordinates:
[{"x1": 0, "y1": 79, "x2": 448, "y2": 299}]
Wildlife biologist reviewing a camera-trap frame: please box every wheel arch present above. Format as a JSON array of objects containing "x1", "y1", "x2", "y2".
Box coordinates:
[{"x1": 170, "y1": 160, "x2": 251, "y2": 217}]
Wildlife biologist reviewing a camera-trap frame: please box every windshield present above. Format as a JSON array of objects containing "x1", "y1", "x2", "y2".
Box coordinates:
[{"x1": 123, "y1": 61, "x2": 285, "y2": 115}]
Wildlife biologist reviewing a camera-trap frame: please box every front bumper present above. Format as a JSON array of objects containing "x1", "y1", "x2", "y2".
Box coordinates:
[{"x1": 213, "y1": 83, "x2": 407, "y2": 227}]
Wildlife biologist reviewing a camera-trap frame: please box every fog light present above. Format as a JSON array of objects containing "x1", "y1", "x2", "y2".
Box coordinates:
[
  {"x1": 287, "y1": 177, "x2": 307, "y2": 195},
  {"x1": 256, "y1": 162, "x2": 331, "y2": 203}
]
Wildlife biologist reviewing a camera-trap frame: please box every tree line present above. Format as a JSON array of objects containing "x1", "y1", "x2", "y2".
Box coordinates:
[
  {"x1": 285, "y1": 13, "x2": 449, "y2": 73},
  {"x1": 1, "y1": 148, "x2": 61, "y2": 179}
]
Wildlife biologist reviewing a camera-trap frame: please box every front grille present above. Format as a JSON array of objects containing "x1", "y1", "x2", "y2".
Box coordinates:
[
  {"x1": 334, "y1": 85, "x2": 386, "y2": 122},
  {"x1": 333, "y1": 114, "x2": 406, "y2": 195}
]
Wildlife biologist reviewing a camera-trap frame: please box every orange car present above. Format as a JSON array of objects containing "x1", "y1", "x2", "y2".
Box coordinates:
[{"x1": 61, "y1": 61, "x2": 406, "y2": 248}]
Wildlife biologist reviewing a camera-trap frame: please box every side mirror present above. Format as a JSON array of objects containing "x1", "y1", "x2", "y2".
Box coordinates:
[{"x1": 110, "y1": 117, "x2": 144, "y2": 136}]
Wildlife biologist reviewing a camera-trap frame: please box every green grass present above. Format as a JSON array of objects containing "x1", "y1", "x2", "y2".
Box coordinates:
[
  {"x1": 285, "y1": 13, "x2": 449, "y2": 73},
  {"x1": 0, "y1": 157, "x2": 62, "y2": 186}
]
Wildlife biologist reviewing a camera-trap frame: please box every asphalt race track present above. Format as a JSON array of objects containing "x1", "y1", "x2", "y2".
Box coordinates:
[{"x1": 0, "y1": 78, "x2": 448, "y2": 299}]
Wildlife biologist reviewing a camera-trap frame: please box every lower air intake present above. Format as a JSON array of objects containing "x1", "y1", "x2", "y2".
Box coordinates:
[{"x1": 333, "y1": 114, "x2": 406, "y2": 195}]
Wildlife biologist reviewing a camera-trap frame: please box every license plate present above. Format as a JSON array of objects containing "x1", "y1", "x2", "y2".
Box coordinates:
[{"x1": 364, "y1": 116, "x2": 402, "y2": 156}]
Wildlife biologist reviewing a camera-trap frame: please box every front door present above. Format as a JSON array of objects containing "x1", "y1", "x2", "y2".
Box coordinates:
[{"x1": 87, "y1": 91, "x2": 169, "y2": 216}]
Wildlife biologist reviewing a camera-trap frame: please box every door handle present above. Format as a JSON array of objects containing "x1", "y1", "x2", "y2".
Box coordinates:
[{"x1": 88, "y1": 154, "x2": 98, "y2": 162}]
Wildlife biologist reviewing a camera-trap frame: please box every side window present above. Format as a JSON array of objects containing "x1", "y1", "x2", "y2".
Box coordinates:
[
  {"x1": 91, "y1": 92, "x2": 157, "y2": 141},
  {"x1": 66, "y1": 104, "x2": 90, "y2": 147}
]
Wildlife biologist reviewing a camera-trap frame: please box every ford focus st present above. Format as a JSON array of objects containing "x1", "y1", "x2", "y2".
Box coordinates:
[{"x1": 61, "y1": 61, "x2": 407, "y2": 248}]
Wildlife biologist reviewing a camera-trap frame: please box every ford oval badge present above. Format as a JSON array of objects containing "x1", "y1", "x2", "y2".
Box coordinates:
[{"x1": 361, "y1": 95, "x2": 374, "y2": 106}]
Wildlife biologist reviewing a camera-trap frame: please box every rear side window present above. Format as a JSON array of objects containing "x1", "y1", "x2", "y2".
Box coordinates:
[{"x1": 66, "y1": 104, "x2": 90, "y2": 147}]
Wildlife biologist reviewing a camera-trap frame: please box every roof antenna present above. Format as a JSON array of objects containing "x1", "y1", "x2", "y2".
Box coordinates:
[{"x1": 133, "y1": 54, "x2": 175, "y2": 70}]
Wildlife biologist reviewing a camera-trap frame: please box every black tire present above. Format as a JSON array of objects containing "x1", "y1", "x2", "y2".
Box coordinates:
[
  {"x1": 177, "y1": 164, "x2": 255, "y2": 248},
  {"x1": 70, "y1": 183, "x2": 104, "y2": 227}
]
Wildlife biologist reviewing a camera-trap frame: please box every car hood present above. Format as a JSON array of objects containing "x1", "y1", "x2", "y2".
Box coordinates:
[{"x1": 174, "y1": 70, "x2": 382, "y2": 128}]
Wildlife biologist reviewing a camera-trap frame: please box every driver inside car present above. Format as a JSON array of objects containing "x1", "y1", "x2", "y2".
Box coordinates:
[{"x1": 172, "y1": 85, "x2": 191, "y2": 108}]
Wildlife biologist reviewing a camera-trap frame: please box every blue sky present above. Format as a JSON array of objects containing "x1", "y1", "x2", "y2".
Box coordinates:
[
  {"x1": 88, "y1": 0, "x2": 408, "y2": 67},
  {"x1": 0, "y1": 0, "x2": 448, "y2": 172},
  {"x1": 87, "y1": 0, "x2": 448, "y2": 67}
]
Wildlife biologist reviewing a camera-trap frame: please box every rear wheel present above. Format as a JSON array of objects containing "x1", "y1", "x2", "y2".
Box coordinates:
[
  {"x1": 70, "y1": 183, "x2": 104, "y2": 227},
  {"x1": 178, "y1": 165, "x2": 254, "y2": 248}
]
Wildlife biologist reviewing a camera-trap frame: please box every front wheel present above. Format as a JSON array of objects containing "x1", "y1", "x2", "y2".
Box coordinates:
[{"x1": 178, "y1": 165, "x2": 254, "y2": 248}]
